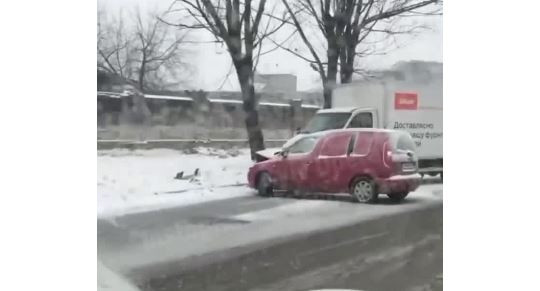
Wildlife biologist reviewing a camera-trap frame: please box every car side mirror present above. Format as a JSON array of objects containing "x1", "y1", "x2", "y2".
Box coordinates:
[{"x1": 281, "y1": 149, "x2": 289, "y2": 158}]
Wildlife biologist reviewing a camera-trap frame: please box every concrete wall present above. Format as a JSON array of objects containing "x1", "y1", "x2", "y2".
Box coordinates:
[{"x1": 97, "y1": 93, "x2": 319, "y2": 141}]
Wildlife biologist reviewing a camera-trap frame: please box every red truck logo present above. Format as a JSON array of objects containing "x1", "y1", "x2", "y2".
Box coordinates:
[{"x1": 395, "y1": 92, "x2": 418, "y2": 110}]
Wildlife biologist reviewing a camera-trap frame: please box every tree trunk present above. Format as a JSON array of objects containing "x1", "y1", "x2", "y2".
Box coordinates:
[
  {"x1": 340, "y1": 62, "x2": 354, "y2": 84},
  {"x1": 325, "y1": 72, "x2": 337, "y2": 109},
  {"x1": 323, "y1": 85, "x2": 332, "y2": 109},
  {"x1": 324, "y1": 38, "x2": 339, "y2": 109},
  {"x1": 234, "y1": 59, "x2": 265, "y2": 160},
  {"x1": 340, "y1": 45, "x2": 355, "y2": 84},
  {"x1": 138, "y1": 58, "x2": 146, "y2": 92}
]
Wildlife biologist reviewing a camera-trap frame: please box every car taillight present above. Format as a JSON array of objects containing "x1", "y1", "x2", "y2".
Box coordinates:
[
  {"x1": 383, "y1": 142, "x2": 417, "y2": 173},
  {"x1": 382, "y1": 143, "x2": 393, "y2": 168}
]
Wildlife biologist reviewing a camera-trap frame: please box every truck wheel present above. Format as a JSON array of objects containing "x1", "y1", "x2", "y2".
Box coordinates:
[
  {"x1": 350, "y1": 177, "x2": 378, "y2": 203},
  {"x1": 387, "y1": 192, "x2": 408, "y2": 202},
  {"x1": 257, "y1": 172, "x2": 274, "y2": 197}
]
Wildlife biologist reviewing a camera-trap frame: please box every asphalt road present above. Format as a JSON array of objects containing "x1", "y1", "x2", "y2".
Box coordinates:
[{"x1": 98, "y1": 182, "x2": 443, "y2": 291}]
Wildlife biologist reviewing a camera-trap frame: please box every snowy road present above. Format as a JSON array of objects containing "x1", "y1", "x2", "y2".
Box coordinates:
[{"x1": 97, "y1": 183, "x2": 442, "y2": 291}]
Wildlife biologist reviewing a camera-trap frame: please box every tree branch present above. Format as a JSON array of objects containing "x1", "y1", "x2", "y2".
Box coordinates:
[
  {"x1": 251, "y1": 0, "x2": 267, "y2": 39},
  {"x1": 363, "y1": 0, "x2": 439, "y2": 24},
  {"x1": 197, "y1": 0, "x2": 230, "y2": 38},
  {"x1": 282, "y1": 0, "x2": 326, "y2": 80},
  {"x1": 258, "y1": 28, "x2": 298, "y2": 56}
]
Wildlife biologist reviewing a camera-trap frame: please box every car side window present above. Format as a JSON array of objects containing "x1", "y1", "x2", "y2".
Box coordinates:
[
  {"x1": 320, "y1": 133, "x2": 352, "y2": 157},
  {"x1": 348, "y1": 112, "x2": 373, "y2": 128},
  {"x1": 353, "y1": 132, "x2": 374, "y2": 155},
  {"x1": 287, "y1": 136, "x2": 319, "y2": 154}
]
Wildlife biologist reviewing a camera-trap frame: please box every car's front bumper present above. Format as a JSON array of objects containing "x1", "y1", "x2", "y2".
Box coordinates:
[{"x1": 247, "y1": 168, "x2": 257, "y2": 188}]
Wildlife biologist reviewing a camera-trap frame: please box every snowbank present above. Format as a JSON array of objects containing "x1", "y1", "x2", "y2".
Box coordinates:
[
  {"x1": 97, "y1": 147, "x2": 254, "y2": 218},
  {"x1": 98, "y1": 260, "x2": 140, "y2": 291}
]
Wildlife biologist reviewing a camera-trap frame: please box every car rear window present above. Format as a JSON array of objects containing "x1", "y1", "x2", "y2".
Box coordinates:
[
  {"x1": 319, "y1": 133, "x2": 352, "y2": 157},
  {"x1": 395, "y1": 133, "x2": 416, "y2": 151},
  {"x1": 353, "y1": 132, "x2": 374, "y2": 155}
]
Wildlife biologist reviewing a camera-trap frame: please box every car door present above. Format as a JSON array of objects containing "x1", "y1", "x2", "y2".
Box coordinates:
[
  {"x1": 345, "y1": 131, "x2": 376, "y2": 182},
  {"x1": 283, "y1": 136, "x2": 319, "y2": 190},
  {"x1": 270, "y1": 155, "x2": 290, "y2": 189},
  {"x1": 285, "y1": 153, "x2": 311, "y2": 190},
  {"x1": 311, "y1": 132, "x2": 354, "y2": 192}
]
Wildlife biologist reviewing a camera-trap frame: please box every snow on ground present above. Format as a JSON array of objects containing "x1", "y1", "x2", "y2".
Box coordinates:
[
  {"x1": 233, "y1": 200, "x2": 332, "y2": 221},
  {"x1": 98, "y1": 260, "x2": 140, "y2": 291},
  {"x1": 98, "y1": 147, "x2": 254, "y2": 218},
  {"x1": 233, "y1": 185, "x2": 443, "y2": 223}
]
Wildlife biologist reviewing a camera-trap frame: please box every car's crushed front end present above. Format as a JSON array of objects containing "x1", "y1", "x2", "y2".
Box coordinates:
[{"x1": 247, "y1": 159, "x2": 277, "y2": 189}]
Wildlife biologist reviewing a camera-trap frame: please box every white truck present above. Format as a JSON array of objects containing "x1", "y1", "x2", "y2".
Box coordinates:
[{"x1": 257, "y1": 74, "x2": 443, "y2": 177}]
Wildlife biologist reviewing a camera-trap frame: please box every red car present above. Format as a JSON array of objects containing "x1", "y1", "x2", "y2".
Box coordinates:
[{"x1": 248, "y1": 129, "x2": 421, "y2": 203}]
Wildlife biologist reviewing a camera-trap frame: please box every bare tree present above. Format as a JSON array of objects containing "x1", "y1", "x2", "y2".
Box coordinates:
[
  {"x1": 281, "y1": 0, "x2": 442, "y2": 108},
  {"x1": 97, "y1": 7, "x2": 191, "y2": 91},
  {"x1": 162, "y1": 0, "x2": 287, "y2": 159},
  {"x1": 132, "y1": 9, "x2": 191, "y2": 91},
  {"x1": 97, "y1": 9, "x2": 133, "y2": 79}
]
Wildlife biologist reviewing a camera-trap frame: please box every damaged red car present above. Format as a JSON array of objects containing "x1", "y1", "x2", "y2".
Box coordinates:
[{"x1": 248, "y1": 128, "x2": 421, "y2": 203}]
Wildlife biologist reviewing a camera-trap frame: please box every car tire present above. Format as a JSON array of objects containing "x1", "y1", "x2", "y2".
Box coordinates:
[
  {"x1": 257, "y1": 172, "x2": 274, "y2": 197},
  {"x1": 350, "y1": 177, "x2": 378, "y2": 204},
  {"x1": 387, "y1": 192, "x2": 408, "y2": 202}
]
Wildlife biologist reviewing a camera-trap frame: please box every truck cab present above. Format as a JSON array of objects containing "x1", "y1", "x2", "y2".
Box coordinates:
[{"x1": 301, "y1": 107, "x2": 378, "y2": 132}]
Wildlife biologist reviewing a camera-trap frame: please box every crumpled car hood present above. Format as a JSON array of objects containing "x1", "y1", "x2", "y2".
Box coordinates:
[{"x1": 255, "y1": 134, "x2": 308, "y2": 161}]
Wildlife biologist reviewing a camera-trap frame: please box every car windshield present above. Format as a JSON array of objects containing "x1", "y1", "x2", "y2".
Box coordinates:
[
  {"x1": 286, "y1": 135, "x2": 320, "y2": 154},
  {"x1": 301, "y1": 112, "x2": 351, "y2": 133}
]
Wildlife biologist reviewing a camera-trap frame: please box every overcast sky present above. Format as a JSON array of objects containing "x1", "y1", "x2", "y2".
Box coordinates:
[{"x1": 98, "y1": 0, "x2": 443, "y2": 91}]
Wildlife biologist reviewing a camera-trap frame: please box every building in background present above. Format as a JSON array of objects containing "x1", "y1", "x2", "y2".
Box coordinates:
[
  {"x1": 254, "y1": 74, "x2": 297, "y2": 99},
  {"x1": 367, "y1": 61, "x2": 442, "y2": 82}
]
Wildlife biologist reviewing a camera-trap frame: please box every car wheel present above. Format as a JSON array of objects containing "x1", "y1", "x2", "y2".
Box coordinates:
[
  {"x1": 350, "y1": 177, "x2": 378, "y2": 203},
  {"x1": 257, "y1": 172, "x2": 274, "y2": 197},
  {"x1": 387, "y1": 192, "x2": 408, "y2": 202}
]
